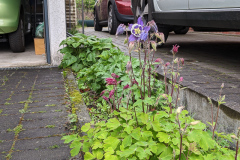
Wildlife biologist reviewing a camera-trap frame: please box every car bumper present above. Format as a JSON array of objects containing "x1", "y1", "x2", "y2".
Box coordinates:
[{"x1": 114, "y1": 4, "x2": 134, "y2": 23}]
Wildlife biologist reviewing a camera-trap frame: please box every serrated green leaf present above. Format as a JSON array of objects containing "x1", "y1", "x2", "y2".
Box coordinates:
[
  {"x1": 131, "y1": 127, "x2": 141, "y2": 140},
  {"x1": 93, "y1": 149, "x2": 104, "y2": 159},
  {"x1": 92, "y1": 141, "x2": 103, "y2": 149},
  {"x1": 61, "y1": 134, "x2": 78, "y2": 144},
  {"x1": 82, "y1": 141, "x2": 90, "y2": 152},
  {"x1": 140, "y1": 113, "x2": 148, "y2": 124},
  {"x1": 187, "y1": 130, "x2": 202, "y2": 142},
  {"x1": 70, "y1": 145, "x2": 81, "y2": 157},
  {"x1": 105, "y1": 154, "x2": 118, "y2": 160},
  {"x1": 81, "y1": 123, "x2": 91, "y2": 132},
  {"x1": 152, "y1": 121, "x2": 161, "y2": 131},
  {"x1": 103, "y1": 136, "x2": 120, "y2": 150},
  {"x1": 97, "y1": 131, "x2": 108, "y2": 140},
  {"x1": 84, "y1": 152, "x2": 95, "y2": 160},
  {"x1": 156, "y1": 132, "x2": 171, "y2": 143},
  {"x1": 106, "y1": 118, "x2": 121, "y2": 130},
  {"x1": 159, "y1": 147, "x2": 173, "y2": 160},
  {"x1": 122, "y1": 135, "x2": 132, "y2": 147},
  {"x1": 141, "y1": 131, "x2": 153, "y2": 140}
]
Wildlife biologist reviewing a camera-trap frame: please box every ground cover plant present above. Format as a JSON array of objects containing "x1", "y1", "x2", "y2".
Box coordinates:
[{"x1": 60, "y1": 18, "x2": 240, "y2": 159}]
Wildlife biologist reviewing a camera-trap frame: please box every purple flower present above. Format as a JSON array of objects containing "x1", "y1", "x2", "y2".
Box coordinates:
[
  {"x1": 109, "y1": 89, "x2": 115, "y2": 99},
  {"x1": 132, "y1": 79, "x2": 139, "y2": 85},
  {"x1": 155, "y1": 58, "x2": 162, "y2": 63},
  {"x1": 148, "y1": 20, "x2": 158, "y2": 32},
  {"x1": 123, "y1": 84, "x2": 130, "y2": 90},
  {"x1": 111, "y1": 73, "x2": 119, "y2": 79},
  {"x1": 103, "y1": 96, "x2": 108, "y2": 101},
  {"x1": 179, "y1": 77, "x2": 183, "y2": 82},
  {"x1": 100, "y1": 90, "x2": 105, "y2": 96},
  {"x1": 117, "y1": 80, "x2": 122, "y2": 84},
  {"x1": 106, "y1": 78, "x2": 117, "y2": 85},
  {"x1": 116, "y1": 24, "x2": 126, "y2": 36},
  {"x1": 128, "y1": 17, "x2": 150, "y2": 42},
  {"x1": 172, "y1": 44, "x2": 180, "y2": 55}
]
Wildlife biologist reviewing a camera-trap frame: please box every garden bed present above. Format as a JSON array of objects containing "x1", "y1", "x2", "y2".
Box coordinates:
[{"x1": 59, "y1": 20, "x2": 240, "y2": 159}]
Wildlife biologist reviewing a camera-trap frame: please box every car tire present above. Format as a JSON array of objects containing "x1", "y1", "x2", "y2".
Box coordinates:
[
  {"x1": 108, "y1": 4, "x2": 119, "y2": 35},
  {"x1": 174, "y1": 27, "x2": 189, "y2": 34},
  {"x1": 8, "y1": 18, "x2": 25, "y2": 52},
  {"x1": 94, "y1": 11, "x2": 102, "y2": 31}
]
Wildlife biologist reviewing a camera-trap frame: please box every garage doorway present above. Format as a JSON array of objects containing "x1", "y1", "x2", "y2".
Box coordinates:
[{"x1": 0, "y1": 0, "x2": 49, "y2": 69}]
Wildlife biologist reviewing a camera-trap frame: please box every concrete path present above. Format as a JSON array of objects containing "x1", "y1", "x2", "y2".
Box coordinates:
[{"x1": 0, "y1": 68, "x2": 71, "y2": 160}]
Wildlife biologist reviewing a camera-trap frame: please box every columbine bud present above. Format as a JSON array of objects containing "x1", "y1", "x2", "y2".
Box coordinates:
[
  {"x1": 165, "y1": 62, "x2": 170, "y2": 67},
  {"x1": 176, "y1": 106, "x2": 185, "y2": 114},
  {"x1": 111, "y1": 73, "x2": 119, "y2": 79},
  {"x1": 102, "y1": 96, "x2": 108, "y2": 101},
  {"x1": 100, "y1": 90, "x2": 106, "y2": 96},
  {"x1": 155, "y1": 58, "x2": 162, "y2": 63},
  {"x1": 150, "y1": 41, "x2": 157, "y2": 51},
  {"x1": 124, "y1": 38, "x2": 128, "y2": 44},
  {"x1": 172, "y1": 44, "x2": 180, "y2": 55},
  {"x1": 117, "y1": 80, "x2": 122, "y2": 84},
  {"x1": 123, "y1": 84, "x2": 130, "y2": 90},
  {"x1": 156, "y1": 65, "x2": 160, "y2": 68},
  {"x1": 132, "y1": 79, "x2": 139, "y2": 85},
  {"x1": 155, "y1": 32, "x2": 165, "y2": 43},
  {"x1": 126, "y1": 61, "x2": 132, "y2": 74},
  {"x1": 148, "y1": 20, "x2": 158, "y2": 33},
  {"x1": 106, "y1": 78, "x2": 117, "y2": 85},
  {"x1": 190, "y1": 121, "x2": 200, "y2": 125},
  {"x1": 221, "y1": 83, "x2": 224, "y2": 88},
  {"x1": 109, "y1": 89, "x2": 115, "y2": 99},
  {"x1": 180, "y1": 58, "x2": 184, "y2": 65},
  {"x1": 231, "y1": 135, "x2": 238, "y2": 140},
  {"x1": 179, "y1": 77, "x2": 183, "y2": 82},
  {"x1": 162, "y1": 94, "x2": 168, "y2": 99},
  {"x1": 128, "y1": 41, "x2": 135, "y2": 52},
  {"x1": 116, "y1": 24, "x2": 126, "y2": 36}
]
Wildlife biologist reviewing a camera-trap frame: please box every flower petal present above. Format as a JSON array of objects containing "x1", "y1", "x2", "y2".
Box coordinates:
[
  {"x1": 129, "y1": 34, "x2": 138, "y2": 42},
  {"x1": 137, "y1": 17, "x2": 143, "y2": 26},
  {"x1": 128, "y1": 24, "x2": 133, "y2": 31},
  {"x1": 143, "y1": 26, "x2": 151, "y2": 32}
]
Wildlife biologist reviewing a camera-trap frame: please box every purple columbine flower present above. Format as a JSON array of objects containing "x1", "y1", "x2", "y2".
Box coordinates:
[
  {"x1": 111, "y1": 73, "x2": 119, "y2": 79},
  {"x1": 128, "y1": 17, "x2": 150, "y2": 42},
  {"x1": 109, "y1": 89, "x2": 115, "y2": 99},
  {"x1": 123, "y1": 84, "x2": 130, "y2": 90},
  {"x1": 106, "y1": 78, "x2": 117, "y2": 85},
  {"x1": 116, "y1": 24, "x2": 126, "y2": 36},
  {"x1": 165, "y1": 62, "x2": 170, "y2": 67},
  {"x1": 103, "y1": 96, "x2": 109, "y2": 101}
]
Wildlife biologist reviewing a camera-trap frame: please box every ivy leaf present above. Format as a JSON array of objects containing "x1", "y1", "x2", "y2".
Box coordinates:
[
  {"x1": 106, "y1": 118, "x2": 121, "y2": 130},
  {"x1": 156, "y1": 132, "x2": 171, "y2": 143},
  {"x1": 122, "y1": 135, "x2": 132, "y2": 147},
  {"x1": 103, "y1": 136, "x2": 120, "y2": 150},
  {"x1": 81, "y1": 123, "x2": 91, "y2": 132},
  {"x1": 84, "y1": 152, "x2": 95, "y2": 160}
]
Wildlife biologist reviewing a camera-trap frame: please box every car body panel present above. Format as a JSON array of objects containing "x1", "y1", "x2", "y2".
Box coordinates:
[
  {"x1": 154, "y1": 0, "x2": 188, "y2": 11},
  {"x1": 115, "y1": 0, "x2": 133, "y2": 15},
  {"x1": 0, "y1": 0, "x2": 21, "y2": 34},
  {"x1": 189, "y1": 0, "x2": 240, "y2": 9}
]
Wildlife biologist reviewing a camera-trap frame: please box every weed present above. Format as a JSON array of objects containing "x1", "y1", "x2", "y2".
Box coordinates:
[
  {"x1": 13, "y1": 125, "x2": 23, "y2": 136},
  {"x1": 54, "y1": 110, "x2": 62, "y2": 112},
  {"x1": 49, "y1": 145, "x2": 60, "y2": 149},
  {"x1": 38, "y1": 111, "x2": 46, "y2": 113},
  {"x1": 6, "y1": 128, "x2": 12, "y2": 132},
  {"x1": 35, "y1": 148, "x2": 39, "y2": 150},
  {"x1": 45, "y1": 104, "x2": 56, "y2": 107},
  {"x1": 45, "y1": 125, "x2": 55, "y2": 128},
  {"x1": 6, "y1": 98, "x2": 11, "y2": 101},
  {"x1": 0, "y1": 140, "x2": 3, "y2": 143},
  {"x1": 4, "y1": 102, "x2": 12, "y2": 105},
  {"x1": 0, "y1": 109, "x2": 2, "y2": 114}
]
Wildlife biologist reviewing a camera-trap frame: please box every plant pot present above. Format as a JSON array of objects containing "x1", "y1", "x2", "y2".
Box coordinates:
[{"x1": 78, "y1": 20, "x2": 94, "y2": 27}]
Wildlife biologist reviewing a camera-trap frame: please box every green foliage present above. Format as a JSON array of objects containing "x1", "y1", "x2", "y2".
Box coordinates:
[
  {"x1": 59, "y1": 34, "x2": 115, "y2": 72},
  {"x1": 62, "y1": 108, "x2": 236, "y2": 159}
]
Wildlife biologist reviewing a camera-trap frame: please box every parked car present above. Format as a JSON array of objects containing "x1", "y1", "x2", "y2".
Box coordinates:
[
  {"x1": 0, "y1": 0, "x2": 32, "y2": 52},
  {"x1": 94, "y1": 0, "x2": 133, "y2": 35},
  {"x1": 131, "y1": 0, "x2": 240, "y2": 43}
]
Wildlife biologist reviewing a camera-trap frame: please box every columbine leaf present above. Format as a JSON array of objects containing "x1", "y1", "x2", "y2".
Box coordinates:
[
  {"x1": 92, "y1": 141, "x2": 103, "y2": 149},
  {"x1": 152, "y1": 121, "x2": 161, "y2": 132},
  {"x1": 93, "y1": 149, "x2": 104, "y2": 159},
  {"x1": 131, "y1": 127, "x2": 141, "y2": 140},
  {"x1": 140, "y1": 113, "x2": 148, "y2": 124}
]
